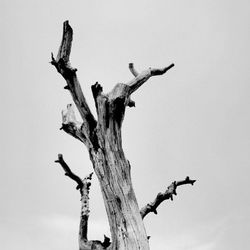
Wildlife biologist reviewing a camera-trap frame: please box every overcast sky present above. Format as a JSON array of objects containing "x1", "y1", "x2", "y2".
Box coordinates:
[{"x1": 1, "y1": 0, "x2": 250, "y2": 249}]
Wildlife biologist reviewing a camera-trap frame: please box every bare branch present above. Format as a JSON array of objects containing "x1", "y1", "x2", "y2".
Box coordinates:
[
  {"x1": 51, "y1": 21, "x2": 97, "y2": 146},
  {"x1": 55, "y1": 154, "x2": 94, "y2": 242},
  {"x1": 150, "y1": 63, "x2": 175, "y2": 76},
  {"x1": 55, "y1": 153, "x2": 85, "y2": 193},
  {"x1": 102, "y1": 63, "x2": 174, "y2": 129},
  {"x1": 140, "y1": 176, "x2": 196, "y2": 219},
  {"x1": 128, "y1": 63, "x2": 139, "y2": 77},
  {"x1": 127, "y1": 63, "x2": 174, "y2": 95}
]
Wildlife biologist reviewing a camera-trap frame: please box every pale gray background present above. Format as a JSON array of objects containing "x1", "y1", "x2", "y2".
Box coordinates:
[{"x1": 1, "y1": 0, "x2": 250, "y2": 249}]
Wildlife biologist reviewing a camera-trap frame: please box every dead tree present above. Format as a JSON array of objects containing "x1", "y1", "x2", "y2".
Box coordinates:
[{"x1": 51, "y1": 21, "x2": 196, "y2": 250}]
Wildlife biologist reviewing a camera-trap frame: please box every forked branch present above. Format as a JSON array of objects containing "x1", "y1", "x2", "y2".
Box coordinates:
[
  {"x1": 55, "y1": 154, "x2": 111, "y2": 249},
  {"x1": 127, "y1": 63, "x2": 174, "y2": 95},
  {"x1": 55, "y1": 154, "x2": 92, "y2": 241},
  {"x1": 140, "y1": 176, "x2": 196, "y2": 219},
  {"x1": 103, "y1": 62, "x2": 174, "y2": 121}
]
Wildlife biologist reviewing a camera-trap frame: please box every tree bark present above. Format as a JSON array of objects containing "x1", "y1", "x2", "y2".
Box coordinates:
[
  {"x1": 88, "y1": 93, "x2": 149, "y2": 249},
  {"x1": 51, "y1": 20, "x2": 195, "y2": 250}
]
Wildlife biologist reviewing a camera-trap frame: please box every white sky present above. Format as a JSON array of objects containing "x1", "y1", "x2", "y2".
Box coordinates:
[{"x1": 1, "y1": 0, "x2": 250, "y2": 249}]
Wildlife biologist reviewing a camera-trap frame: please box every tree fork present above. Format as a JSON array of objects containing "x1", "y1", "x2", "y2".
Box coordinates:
[
  {"x1": 51, "y1": 20, "x2": 195, "y2": 250},
  {"x1": 55, "y1": 154, "x2": 111, "y2": 249}
]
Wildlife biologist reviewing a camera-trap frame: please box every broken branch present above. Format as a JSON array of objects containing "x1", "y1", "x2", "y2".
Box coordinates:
[
  {"x1": 51, "y1": 21, "x2": 97, "y2": 147},
  {"x1": 60, "y1": 104, "x2": 88, "y2": 145}
]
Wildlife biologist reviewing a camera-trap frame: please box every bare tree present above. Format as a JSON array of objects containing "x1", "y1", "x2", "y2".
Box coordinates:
[{"x1": 51, "y1": 21, "x2": 195, "y2": 250}]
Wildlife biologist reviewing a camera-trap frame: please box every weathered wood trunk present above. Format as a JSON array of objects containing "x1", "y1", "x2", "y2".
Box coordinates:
[
  {"x1": 89, "y1": 146, "x2": 149, "y2": 249},
  {"x1": 52, "y1": 21, "x2": 195, "y2": 250},
  {"x1": 88, "y1": 88, "x2": 149, "y2": 249}
]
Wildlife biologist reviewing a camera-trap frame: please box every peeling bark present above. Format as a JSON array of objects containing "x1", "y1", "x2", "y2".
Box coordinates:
[{"x1": 51, "y1": 20, "x2": 195, "y2": 250}]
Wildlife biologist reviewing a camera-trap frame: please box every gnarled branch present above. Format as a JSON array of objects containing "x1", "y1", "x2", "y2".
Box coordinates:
[
  {"x1": 51, "y1": 21, "x2": 97, "y2": 148},
  {"x1": 140, "y1": 176, "x2": 196, "y2": 219},
  {"x1": 55, "y1": 154, "x2": 111, "y2": 249}
]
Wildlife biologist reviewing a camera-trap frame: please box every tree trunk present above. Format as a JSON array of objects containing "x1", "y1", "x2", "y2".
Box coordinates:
[
  {"x1": 52, "y1": 20, "x2": 195, "y2": 250},
  {"x1": 88, "y1": 91, "x2": 149, "y2": 249}
]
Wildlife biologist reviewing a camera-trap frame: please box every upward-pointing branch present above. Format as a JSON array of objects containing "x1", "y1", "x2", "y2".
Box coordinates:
[
  {"x1": 127, "y1": 63, "x2": 174, "y2": 95},
  {"x1": 51, "y1": 21, "x2": 97, "y2": 148},
  {"x1": 55, "y1": 154, "x2": 93, "y2": 242},
  {"x1": 55, "y1": 154, "x2": 90, "y2": 196},
  {"x1": 56, "y1": 20, "x2": 73, "y2": 63},
  {"x1": 105, "y1": 63, "x2": 174, "y2": 111}
]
